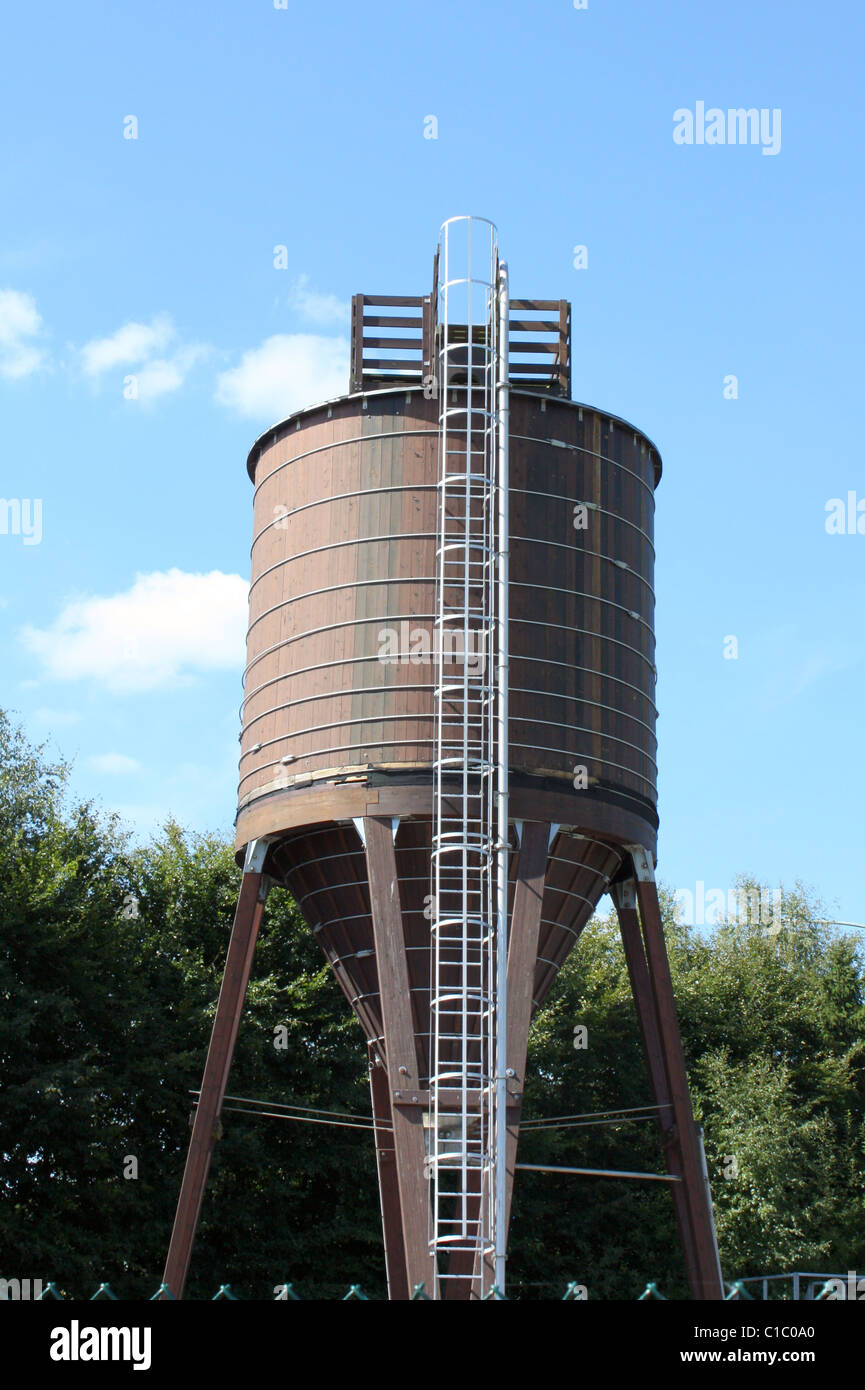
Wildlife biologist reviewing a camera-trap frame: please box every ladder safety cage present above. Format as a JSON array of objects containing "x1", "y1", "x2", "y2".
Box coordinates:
[{"x1": 429, "y1": 216, "x2": 505, "y2": 1296}]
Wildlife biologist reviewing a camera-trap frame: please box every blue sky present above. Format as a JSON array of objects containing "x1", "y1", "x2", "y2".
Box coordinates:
[{"x1": 1, "y1": 0, "x2": 862, "y2": 922}]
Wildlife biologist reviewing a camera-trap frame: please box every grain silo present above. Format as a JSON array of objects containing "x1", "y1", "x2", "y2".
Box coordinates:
[{"x1": 163, "y1": 217, "x2": 724, "y2": 1301}]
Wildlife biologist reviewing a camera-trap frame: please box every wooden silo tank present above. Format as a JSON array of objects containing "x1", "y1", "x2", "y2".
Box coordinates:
[
  {"x1": 237, "y1": 388, "x2": 661, "y2": 1056},
  {"x1": 163, "y1": 248, "x2": 724, "y2": 1304}
]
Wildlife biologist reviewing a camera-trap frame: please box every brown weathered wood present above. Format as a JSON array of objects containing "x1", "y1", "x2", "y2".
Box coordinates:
[
  {"x1": 509, "y1": 298, "x2": 562, "y2": 311},
  {"x1": 392, "y1": 1087, "x2": 514, "y2": 1109},
  {"x1": 236, "y1": 781, "x2": 657, "y2": 858},
  {"x1": 361, "y1": 295, "x2": 425, "y2": 307},
  {"x1": 362, "y1": 337, "x2": 424, "y2": 350},
  {"x1": 422, "y1": 294, "x2": 434, "y2": 384},
  {"x1": 314, "y1": 922, "x2": 382, "y2": 1046},
  {"x1": 235, "y1": 784, "x2": 380, "y2": 848},
  {"x1": 239, "y1": 391, "x2": 658, "y2": 822},
  {"x1": 364, "y1": 315, "x2": 424, "y2": 328},
  {"x1": 612, "y1": 882, "x2": 700, "y2": 1298},
  {"x1": 350, "y1": 294, "x2": 364, "y2": 392},
  {"x1": 508, "y1": 319, "x2": 560, "y2": 333},
  {"x1": 363, "y1": 815, "x2": 436, "y2": 1295},
  {"x1": 558, "y1": 300, "x2": 571, "y2": 396},
  {"x1": 475, "y1": 820, "x2": 549, "y2": 1295},
  {"x1": 503, "y1": 821, "x2": 550, "y2": 1224},
  {"x1": 162, "y1": 869, "x2": 269, "y2": 1299},
  {"x1": 361, "y1": 357, "x2": 425, "y2": 370},
  {"x1": 508, "y1": 340, "x2": 560, "y2": 354},
  {"x1": 368, "y1": 1043, "x2": 409, "y2": 1301},
  {"x1": 632, "y1": 862, "x2": 724, "y2": 1300}
]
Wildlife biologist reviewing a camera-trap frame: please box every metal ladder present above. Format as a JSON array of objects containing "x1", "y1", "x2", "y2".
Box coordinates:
[{"x1": 429, "y1": 217, "x2": 501, "y2": 1294}]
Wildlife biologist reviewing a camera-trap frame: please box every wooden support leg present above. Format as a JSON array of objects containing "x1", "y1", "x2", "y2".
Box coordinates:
[
  {"x1": 368, "y1": 1042, "x2": 410, "y2": 1301},
  {"x1": 476, "y1": 820, "x2": 549, "y2": 1297},
  {"x1": 502, "y1": 822, "x2": 550, "y2": 1231},
  {"x1": 626, "y1": 846, "x2": 724, "y2": 1300},
  {"x1": 162, "y1": 840, "x2": 271, "y2": 1300},
  {"x1": 611, "y1": 879, "x2": 701, "y2": 1298},
  {"x1": 363, "y1": 816, "x2": 437, "y2": 1298}
]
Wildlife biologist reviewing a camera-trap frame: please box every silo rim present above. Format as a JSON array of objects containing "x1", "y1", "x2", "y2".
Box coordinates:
[{"x1": 245, "y1": 385, "x2": 662, "y2": 484}]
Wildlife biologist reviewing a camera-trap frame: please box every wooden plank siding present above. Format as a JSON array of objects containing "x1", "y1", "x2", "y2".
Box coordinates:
[{"x1": 239, "y1": 389, "x2": 659, "y2": 827}]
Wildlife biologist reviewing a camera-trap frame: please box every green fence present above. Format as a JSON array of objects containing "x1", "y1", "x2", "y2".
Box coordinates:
[{"x1": 11, "y1": 1277, "x2": 844, "y2": 1302}]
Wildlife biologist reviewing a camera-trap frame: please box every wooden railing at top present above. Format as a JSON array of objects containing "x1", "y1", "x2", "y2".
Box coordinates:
[
  {"x1": 349, "y1": 294, "x2": 434, "y2": 394},
  {"x1": 509, "y1": 299, "x2": 571, "y2": 399},
  {"x1": 349, "y1": 291, "x2": 571, "y2": 398}
]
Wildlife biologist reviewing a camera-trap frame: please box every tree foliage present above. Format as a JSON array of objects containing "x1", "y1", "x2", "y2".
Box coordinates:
[
  {"x1": 0, "y1": 713, "x2": 379, "y2": 1298},
  {"x1": 511, "y1": 884, "x2": 865, "y2": 1297}
]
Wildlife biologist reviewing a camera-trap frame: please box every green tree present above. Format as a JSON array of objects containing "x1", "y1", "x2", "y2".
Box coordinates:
[
  {"x1": 0, "y1": 713, "x2": 137, "y2": 1288},
  {"x1": 508, "y1": 880, "x2": 865, "y2": 1298},
  {"x1": 130, "y1": 824, "x2": 382, "y2": 1298},
  {"x1": 0, "y1": 714, "x2": 382, "y2": 1298}
]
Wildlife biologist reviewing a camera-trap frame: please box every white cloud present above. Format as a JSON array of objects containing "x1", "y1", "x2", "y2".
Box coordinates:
[
  {"x1": 0, "y1": 289, "x2": 47, "y2": 378},
  {"x1": 134, "y1": 344, "x2": 210, "y2": 400},
  {"x1": 20, "y1": 568, "x2": 248, "y2": 693},
  {"x1": 289, "y1": 274, "x2": 349, "y2": 327},
  {"x1": 80, "y1": 314, "x2": 175, "y2": 375},
  {"x1": 89, "y1": 752, "x2": 142, "y2": 775},
  {"x1": 79, "y1": 316, "x2": 209, "y2": 399},
  {"x1": 215, "y1": 332, "x2": 349, "y2": 420}
]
